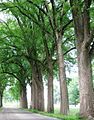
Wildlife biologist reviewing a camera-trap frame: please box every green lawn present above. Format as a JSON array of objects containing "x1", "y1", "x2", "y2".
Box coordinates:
[{"x1": 28, "y1": 108, "x2": 85, "y2": 120}]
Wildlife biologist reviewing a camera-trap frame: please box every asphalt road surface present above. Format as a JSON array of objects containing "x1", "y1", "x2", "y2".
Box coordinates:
[{"x1": 0, "y1": 108, "x2": 58, "y2": 120}]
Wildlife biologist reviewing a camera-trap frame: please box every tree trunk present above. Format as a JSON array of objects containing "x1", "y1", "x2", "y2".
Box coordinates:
[
  {"x1": 57, "y1": 36, "x2": 69, "y2": 115},
  {"x1": 78, "y1": 47, "x2": 94, "y2": 117},
  {"x1": 31, "y1": 61, "x2": 44, "y2": 111},
  {"x1": 47, "y1": 56, "x2": 54, "y2": 113},
  {"x1": 31, "y1": 74, "x2": 44, "y2": 111},
  {"x1": 31, "y1": 78, "x2": 38, "y2": 109},
  {"x1": 37, "y1": 79, "x2": 44, "y2": 111},
  {"x1": 0, "y1": 93, "x2": 3, "y2": 107},
  {"x1": 20, "y1": 85, "x2": 28, "y2": 108},
  {"x1": 42, "y1": 32, "x2": 54, "y2": 113},
  {"x1": 70, "y1": 0, "x2": 94, "y2": 117}
]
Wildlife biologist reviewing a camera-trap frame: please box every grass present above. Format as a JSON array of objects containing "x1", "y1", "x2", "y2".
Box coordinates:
[
  {"x1": 27, "y1": 108, "x2": 86, "y2": 120},
  {"x1": 0, "y1": 107, "x2": 2, "y2": 112}
]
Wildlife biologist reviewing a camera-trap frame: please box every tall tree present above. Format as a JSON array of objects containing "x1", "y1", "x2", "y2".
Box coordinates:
[
  {"x1": 26, "y1": 0, "x2": 72, "y2": 114},
  {"x1": 2, "y1": 59, "x2": 28, "y2": 108},
  {"x1": 70, "y1": 0, "x2": 94, "y2": 118},
  {"x1": 39, "y1": 14, "x2": 54, "y2": 112}
]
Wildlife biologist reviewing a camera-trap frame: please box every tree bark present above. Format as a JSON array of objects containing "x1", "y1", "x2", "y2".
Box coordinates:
[
  {"x1": 78, "y1": 47, "x2": 94, "y2": 117},
  {"x1": 70, "y1": 0, "x2": 94, "y2": 117},
  {"x1": 42, "y1": 31, "x2": 54, "y2": 113},
  {"x1": 31, "y1": 60, "x2": 44, "y2": 111},
  {"x1": 57, "y1": 35, "x2": 69, "y2": 115},
  {"x1": 42, "y1": 32, "x2": 54, "y2": 113},
  {"x1": 0, "y1": 93, "x2": 3, "y2": 107},
  {"x1": 31, "y1": 78, "x2": 38, "y2": 110},
  {"x1": 47, "y1": 56, "x2": 54, "y2": 113},
  {"x1": 20, "y1": 85, "x2": 28, "y2": 108}
]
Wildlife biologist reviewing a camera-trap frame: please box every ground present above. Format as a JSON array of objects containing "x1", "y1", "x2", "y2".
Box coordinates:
[{"x1": 0, "y1": 108, "x2": 58, "y2": 120}]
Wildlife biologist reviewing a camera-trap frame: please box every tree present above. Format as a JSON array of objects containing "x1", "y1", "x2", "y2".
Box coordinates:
[
  {"x1": 70, "y1": 0, "x2": 94, "y2": 118},
  {"x1": 2, "y1": 59, "x2": 29, "y2": 108},
  {"x1": 0, "y1": 0, "x2": 75, "y2": 114},
  {"x1": 0, "y1": 20, "x2": 29, "y2": 108},
  {"x1": 25, "y1": 0, "x2": 72, "y2": 114}
]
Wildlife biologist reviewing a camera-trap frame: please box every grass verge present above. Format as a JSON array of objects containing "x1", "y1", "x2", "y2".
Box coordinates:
[
  {"x1": 0, "y1": 107, "x2": 2, "y2": 112},
  {"x1": 27, "y1": 108, "x2": 85, "y2": 120}
]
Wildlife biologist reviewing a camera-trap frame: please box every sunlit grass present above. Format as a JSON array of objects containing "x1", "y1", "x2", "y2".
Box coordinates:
[
  {"x1": 28, "y1": 107, "x2": 85, "y2": 120},
  {"x1": 22, "y1": 104, "x2": 86, "y2": 120}
]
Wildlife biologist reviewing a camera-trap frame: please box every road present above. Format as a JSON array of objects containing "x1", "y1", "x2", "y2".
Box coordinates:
[{"x1": 0, "y1": 108, "x2": 58, "y2": 120}]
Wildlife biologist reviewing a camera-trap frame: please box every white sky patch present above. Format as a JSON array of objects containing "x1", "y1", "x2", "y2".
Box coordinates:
[
  {"x1": 0, "y1": 12, "x2": 7, "y2": 21},
  {"x1": 27, "y1": 84, "x2": 31, "y2": 108}
]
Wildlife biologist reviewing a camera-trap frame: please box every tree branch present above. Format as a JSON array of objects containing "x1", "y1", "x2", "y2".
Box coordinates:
[
  {"x1": 52, "y1": 47, "x2": 76, "y2": 65},
  {"x1": 63, "y1": 47, "x2": 76, "y2": 55},
  {"x1": 16, "y1": 6, "x2": 52, "y2": 36},
  {"x1": 3, "y1": 72, "x2": 23, "y2": 86},
  {"x1": 27, "y1": 0, "x2": 47, "y2": 16},
  {"x1": 62, "y1": 19, "x2": 73, "y2": 33},
  {"x1": 50, "y1": 0, "x2": 57, "y2": 28}
]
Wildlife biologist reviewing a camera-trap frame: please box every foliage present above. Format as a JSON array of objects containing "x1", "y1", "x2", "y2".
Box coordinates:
[
  {"x1": 68, "y1": 78, "x2": 79, "y2": 105},
  {"x1": 9, "y1": 80, "x2": 20, "y2": 101},
  {"x1": 0, "y1": 0, "x2": 88, "y2": 116},
  {"x1": 0, "y1": 73, "x2": 8, "y2": 95}
]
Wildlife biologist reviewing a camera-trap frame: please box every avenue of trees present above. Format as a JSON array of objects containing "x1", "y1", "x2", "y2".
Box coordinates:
[{"x1": 0, "y1": 0, "x2": 94, "y2": 119}]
